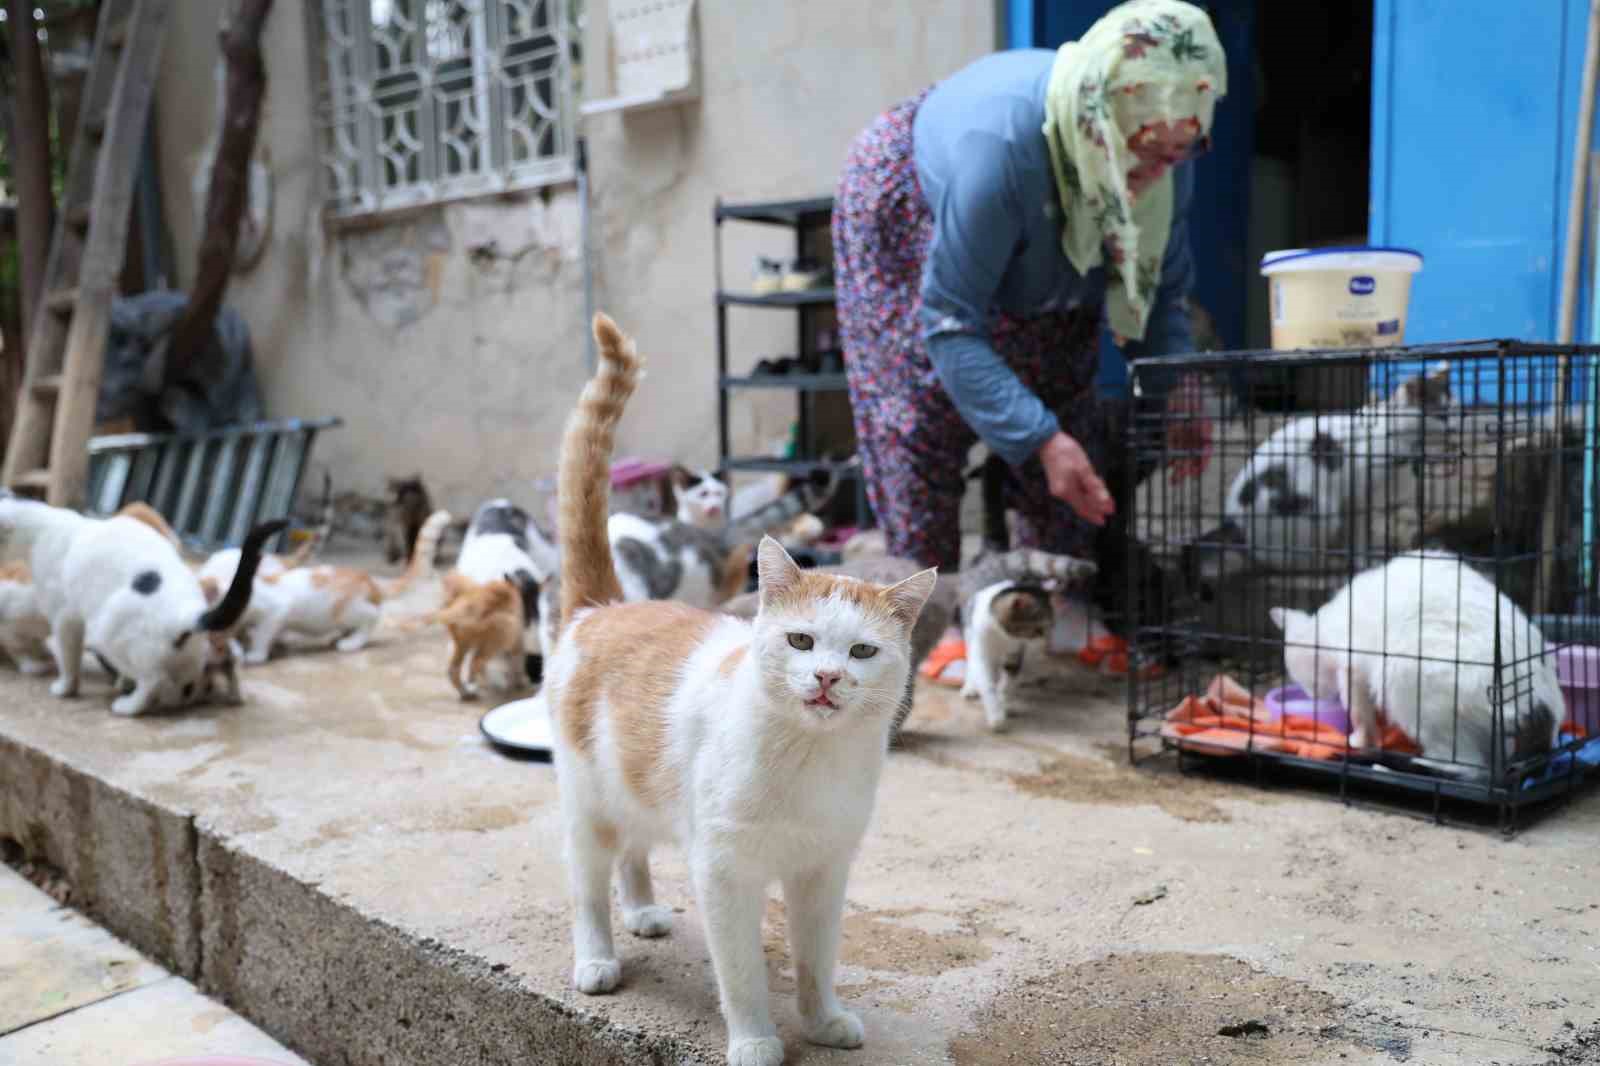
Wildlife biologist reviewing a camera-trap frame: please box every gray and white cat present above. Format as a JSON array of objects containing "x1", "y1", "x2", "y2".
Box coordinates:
[
  {"x1": 671, "y1": 465, "x2": 729, "y2": 529},
  {"x1": 1185, "y1": 363, "x2": 1454, "y2": 588},
  {"x1": 535, "y1": 465, "x2": 850, "y2": 657},
  {"x1": 1270, "y1": 549, "x2": 1564, "y2": 777}
]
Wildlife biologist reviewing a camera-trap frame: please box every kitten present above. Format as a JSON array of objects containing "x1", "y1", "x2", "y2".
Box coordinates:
[
  {"x1": 0, "y1": 493, "x2": 280, "y2": 715},
  {"x1": 411, "y1": 569, "x2": 539, "y2": 699},
  {"x1": 0, "y1": 561, "x2": 52, "y2": 675},
  {"x1": 204, "y1": 509, "x2": 451, "y2": 664},
  {"x1": 671, "y1": 465, "x2": 729, "y2": 528},
  {"x1": 1269, "y1": 550, "x2": 1563, "y2": 776},
  {"x1": 455, "y1": 497, "x2": 556, "y2": 687},
  {"x1": 546, "y1": 314, "x2": 935, "y2": 1066},
  {"x1": 383, "y1": 474, "x2": 434, "y2": 565},
  {"x1": 1185, "y1": 363, "x2": 1454, "y2": 589},
  {"x1": 956, "y1": 549, "x2": 1098, "y2": 732}
]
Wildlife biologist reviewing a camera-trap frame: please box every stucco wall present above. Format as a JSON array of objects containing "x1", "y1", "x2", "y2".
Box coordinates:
[{"x1": 153, "y1": 1, "x2": 996, "y2": 519}]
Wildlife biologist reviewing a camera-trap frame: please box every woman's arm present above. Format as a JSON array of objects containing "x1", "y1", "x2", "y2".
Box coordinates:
[{"x1": 917, "y1": 132, "x2": 1060, "y2": 469}]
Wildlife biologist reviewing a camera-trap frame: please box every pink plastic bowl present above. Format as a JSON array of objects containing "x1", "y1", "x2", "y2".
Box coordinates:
[
  {"x1": 1264, "y1": 684, "x2": 1352, "y2": 735},
  {"x1": 1555, "y1": 645, "x2": 1600, "y2": 736}
]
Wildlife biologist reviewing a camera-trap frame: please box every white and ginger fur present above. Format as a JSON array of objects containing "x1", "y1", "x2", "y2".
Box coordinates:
[
  {"x1": 0, "y1": 562, "x2": 52, "y2": 675},
  {"x1": 201, "y1": 510, "x2": 450, "y2": 664},
  {"x1": 1269, "y1": 550, "x2": 1564, "y2": 776},
  {"x1": 1188, "y1": 363, "x2": 1454, "y2": 584},
  {"x1": 672, "y1": 465, "x2": 729, "y2": 528},
  {"x1": 0, "y1": 494, "x2": 281, "y2": 715},
  {"x1": 451, "y1": 498, "x2": 551, "y2": 690},
  {"x1": 546, "y1": 313, "x2": 936, "y2": 1066}
]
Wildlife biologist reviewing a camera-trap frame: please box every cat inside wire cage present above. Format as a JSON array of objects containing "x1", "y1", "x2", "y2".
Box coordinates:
[{"x1": 1125, "y1": 341, "x2": 1600, "y2": 822}]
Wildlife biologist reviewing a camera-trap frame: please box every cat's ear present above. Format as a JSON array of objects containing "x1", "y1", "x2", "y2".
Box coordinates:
[
  {"x1": 882, "y1": 567, "x2": 938, "y2": 628},
  {"x1": 1268, "y1": 606, "x2": 1308, "y2": 631},
  {"x1": 756, "y1": 535, "x2": 803, "y2": 603},
  {"x1": 670, "y1": 464, "x2": 692, "y2": 491}
]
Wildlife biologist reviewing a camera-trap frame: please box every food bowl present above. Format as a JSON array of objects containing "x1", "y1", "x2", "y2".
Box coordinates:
[{"x1": 1264, "y1": 684, "x2": 1351, "y2": 735}]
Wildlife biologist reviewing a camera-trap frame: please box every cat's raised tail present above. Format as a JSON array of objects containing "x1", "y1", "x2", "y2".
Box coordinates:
[
  {"x1": 558, "y1": 312, "x2": 642, "y2": 627},
  {"x1": 376, "y1": 508, "x2": 453, "y2": 598}
]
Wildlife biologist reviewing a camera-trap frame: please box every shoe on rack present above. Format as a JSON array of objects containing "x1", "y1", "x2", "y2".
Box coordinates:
[
  {"x1": 781, "y1": 257, "x2": 833, "y2": 292},
  {"x1": 752, "y1": 256, "x2": 784, "y2": 295}
]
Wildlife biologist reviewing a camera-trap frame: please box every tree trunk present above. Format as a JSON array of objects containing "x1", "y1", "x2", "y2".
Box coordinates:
[
  {"x1": 164, "y1": 0, "x2": 275, "y2": 384},
  {"x1": 8, "y1": 0, "x2": 54, "y2": 355}
]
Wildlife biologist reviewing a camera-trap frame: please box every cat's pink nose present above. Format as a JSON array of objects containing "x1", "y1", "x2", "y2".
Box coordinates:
[{"x1": 814, "y1": 670, "x2": 841, "y2": 692}]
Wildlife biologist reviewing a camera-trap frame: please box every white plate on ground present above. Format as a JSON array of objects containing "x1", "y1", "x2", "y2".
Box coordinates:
[{"x1": 479, "y1": 694, "x2": 553, "y2": 762}]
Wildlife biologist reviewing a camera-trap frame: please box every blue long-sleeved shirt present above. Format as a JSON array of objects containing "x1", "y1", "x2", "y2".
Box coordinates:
[{"x1": 912, "y1": 49, "x2": 1196, "y2": 466}]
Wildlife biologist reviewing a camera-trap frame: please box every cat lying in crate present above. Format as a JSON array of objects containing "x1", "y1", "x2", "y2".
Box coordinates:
[
  {"x1": 1269, "y1": 549, "x2": 1563, "y2": 777},
  {"x1": 1181, "y1": 362, "x2": 1455, "y2": 594}
]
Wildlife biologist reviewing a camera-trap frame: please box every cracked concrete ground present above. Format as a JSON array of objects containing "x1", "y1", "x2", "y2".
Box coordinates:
[{"x1": 1, "y1": 563, "x2": 1597, "y2": 1066}]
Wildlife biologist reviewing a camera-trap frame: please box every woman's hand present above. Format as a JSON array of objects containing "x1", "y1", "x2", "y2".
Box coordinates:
[
  {"x1": 1039, "y1": 431, "x2": 1115, "y2": 526},
  {"x1": 1165, "y1": 372, "x2": 1213, "y2": 483}
]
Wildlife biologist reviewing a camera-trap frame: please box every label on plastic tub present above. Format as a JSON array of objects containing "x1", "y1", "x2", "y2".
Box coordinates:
[{"x1": 1267, "y1": 270, "x2": 1416, "y2": 350}]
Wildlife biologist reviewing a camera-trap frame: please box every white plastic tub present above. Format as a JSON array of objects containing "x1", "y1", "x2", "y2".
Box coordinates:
[{"x1": 1260, "y1": 246, "x2": 1423, "y2": 350}]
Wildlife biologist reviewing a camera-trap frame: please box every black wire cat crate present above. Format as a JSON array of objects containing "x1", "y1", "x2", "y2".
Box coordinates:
[{"x1": 1124, "y1": 340, "x2": 1600, "y2": 830}]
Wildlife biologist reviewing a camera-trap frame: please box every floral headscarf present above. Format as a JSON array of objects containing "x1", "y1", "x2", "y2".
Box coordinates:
[{"x1": 1041, "y1": 0, "x2": 1227, "y2": 343}]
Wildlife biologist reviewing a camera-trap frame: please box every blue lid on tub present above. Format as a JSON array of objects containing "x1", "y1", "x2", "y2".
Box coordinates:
[{"x1": 1260, "y1": 245, "x2": 1424, "y2": 271}]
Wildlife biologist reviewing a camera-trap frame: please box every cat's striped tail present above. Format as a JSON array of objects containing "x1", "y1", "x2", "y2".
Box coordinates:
[
  {"x1": 376, "y1": 509, "x2": 452, "y2": 598},
  {"x1": 558, "y1": 312, "x2": 641, "y2": 626}
]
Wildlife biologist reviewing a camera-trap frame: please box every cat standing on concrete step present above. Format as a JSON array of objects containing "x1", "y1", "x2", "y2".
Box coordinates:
[
  {"x1": 201, "y1": 510, "x2": 451, "y2": 664},
  {"x1": 547, "y1": 314, "x2": 936, "y2": 1066},
  {"x1": 408, "y1": 568, "x2": 540, "y2": 699},
  {"x1": 451, "y1": 498, "x2": 555, "y2": 688},
  {"x1": 0, "y1": 494, "x2": 280, "y2": 715},
  {"x1": 1185, "y1": 363, "x2": 1454, "y2": 587},
  {"x1": 1269, "y1": 550, "x2": 1563, "y2": 776}
]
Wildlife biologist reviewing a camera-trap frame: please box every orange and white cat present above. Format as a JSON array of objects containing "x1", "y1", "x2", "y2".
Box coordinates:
[
  {"x1": 410, "y1": 569, "x2": 539, "y2": 699},
  {"x1": 544, "y1": 314, "x2": 936, "y2": 1066},
  {"x1": 200, "y1": 510, "x2": 450, "y2": 664}
]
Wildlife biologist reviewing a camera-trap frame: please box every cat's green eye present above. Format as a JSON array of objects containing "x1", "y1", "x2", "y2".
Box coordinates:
[
  {"x1": 787, "y1": 633, "x2": 814, "y2": 651},
  {"x1": 850, "y1": 643, "x2": 878, "y2": 660}
]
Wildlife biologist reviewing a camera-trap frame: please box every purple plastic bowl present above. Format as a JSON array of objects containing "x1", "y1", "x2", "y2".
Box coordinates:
[
  {"x1": 1555, "y1": 645, "x2": 1600, "y2": 736},
  {"x1": 1264, "y1": 684, "x2": 1352, "y2": 735}
]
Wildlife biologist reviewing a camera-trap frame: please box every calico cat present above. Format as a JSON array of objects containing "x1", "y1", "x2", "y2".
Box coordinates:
[
  {"x1": 546, "y1": 314, "x2": 935, "y2": 1066},
  {"x1": 449, "y1": 498, "x2": 555, "y2": 688},
  {"x1": 1269, "y1": 550, "x2": 1563, "y2": 775},
  {"x1": 0, "y1": 561, "x2": 52, "y2": 675},
  {"x1": 383, "y1": 474, "x2": 434, "y2": 565},
  {"x1": 203, "y1": 510, "x2": 451, "y2": 664},
  {"x1": 410, "y1": 569, "x2": 540, "y2": 699},
  {"x1": 1185, "y1": 363, "x2": 1454, "y2": 589},
  {"x1": 956, "y1": 549, "x2": 1099, "y2": 732},
  {"x1": 0, "y1": 494, "x2": 281, "y2": 715}
]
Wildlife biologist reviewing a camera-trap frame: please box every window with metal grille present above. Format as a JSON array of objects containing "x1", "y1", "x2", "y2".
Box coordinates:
[{"x1": 310, "y1": 0, "x2": 576, "y2": 219}]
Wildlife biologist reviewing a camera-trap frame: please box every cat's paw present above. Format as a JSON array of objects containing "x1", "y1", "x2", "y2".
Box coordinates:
[
  {"x1": 983, "y1": 709, "x2": 1009, "y2": 732},
  {"x1": 243, "y1": 651, "x2": 270, "y2": 666},
  {"x1": 623, "y1": 904, "x2": 673, "y2": 938},
  {"x1": 110, "y1": 692, "x2": 149, "y2": 716},
  {"x1": 804, "y1": 1008, "x2": 864, "y2": 1049},
  {"x1": 335, "y1": 633, "x2": 370, "y2": 653},
  {"x1": 48, "y1": 677, "x2": 77, "y2": 699},
  {"x1": 16, "y1": 657, "x2": 52, "y2": 676},
  {"x1": 960, "y1": 679, "x2": 979, "y2": 701},
  {"x1": 573, "y1": 957, "x2": 622, "y2": 994},
  {"x1": 726, "y1": 1036, "x2": 784, "y2": 1066}
]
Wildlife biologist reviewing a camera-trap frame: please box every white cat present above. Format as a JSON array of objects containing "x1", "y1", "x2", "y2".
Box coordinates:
[
  {"x1": 200, "y1": 510, "x2": 451, "y2": 664},
  {"x1": 0, "y1": 494, "x2": 281, "y2": 715},
  {"x1": 1186, "y1": 363, "x2": 1454, "y2": 587},
  {"x1": 452, "y1": 498, "x2": 550, "y2": 689},
  {"x1": 0, "y1": 562, "x2": 52, "y2": 675},
  {"x1": 671, "y1": 466, "x2": 729, "y2": 528},
  {"x1": 1269, "y1": 550, "x2": 1564, "y2": 776},
  {"x1": 546, "y1": 314, "x2": 936, "y2": 1066}
]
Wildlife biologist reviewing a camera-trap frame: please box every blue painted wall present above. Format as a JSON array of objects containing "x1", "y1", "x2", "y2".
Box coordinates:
[
  {"x1": 1371, "y1": 0, "x2": 1594, "y2": 345},
  {"x1": 1008, "y1": 0, "x2": 1257, "y2": 396},
  {"x1": 1371, "y1": 0, "x2": 1596, "y2": 404}
]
